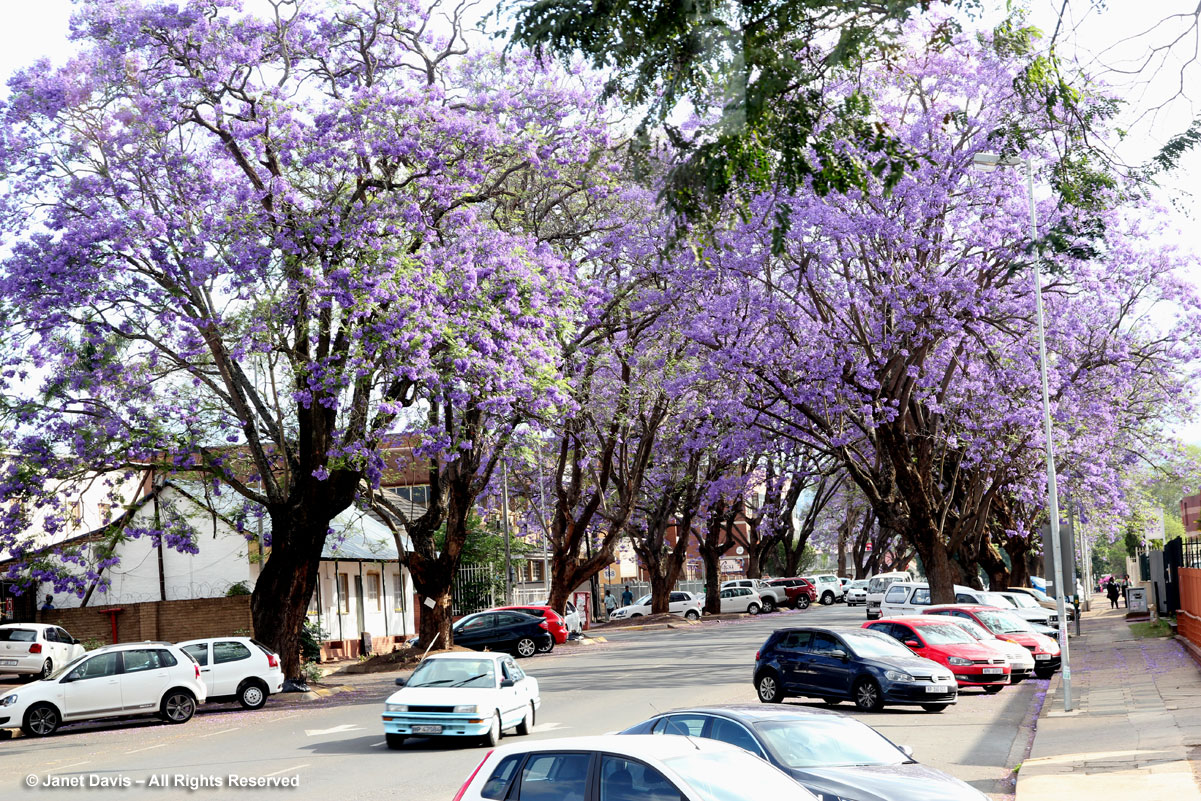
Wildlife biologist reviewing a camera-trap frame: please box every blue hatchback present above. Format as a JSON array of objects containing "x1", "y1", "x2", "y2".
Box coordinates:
[{"x1": 754, "y1": 626, "x2": 958, "y2": 712}]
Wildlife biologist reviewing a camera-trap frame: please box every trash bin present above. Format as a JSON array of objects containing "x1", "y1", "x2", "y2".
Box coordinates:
[
  {"x1": 360, "y1": 632, "x2": 373, "y2": 657},
  {"x1": 1127, "y1": 587, "x2": 1148, "y2": 614}
]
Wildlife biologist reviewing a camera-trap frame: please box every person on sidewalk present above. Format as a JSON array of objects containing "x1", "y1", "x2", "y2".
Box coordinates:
[
  {"x1": 1106, "y1": 579, "x2": 1120, "y2": 609},
  {"x1": 1121, "y1": 575, "x2": 1131, "y2": 608},
  {"x1": 621, "y1": 585, "x2": 633, "y2": 607},
  {"x1": 603, "y1": 590, "x2": 617, "y2": 620}
]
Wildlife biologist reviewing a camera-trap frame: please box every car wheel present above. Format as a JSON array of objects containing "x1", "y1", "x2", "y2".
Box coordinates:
[
  {"x1": 537, "y1": 638, "x2": 554, "y2": 654},
  {"x1": 684, "y1": 609, "x2": 700, "y2": 621},
  {"x1": 821, "y1": 591, "x2": 834, "y2": 605},
  {"x1": 160, "y1": 689, "x2": 197, "y2": 724},
  {"x1": 853, "y1": 678, "x2": 883, "y2": 712},
  {"x1": 631, "y1": 613, "x2": 643, "y2": 618},
  {"x1": 747, "y1": 603, "x2": 761, "y2": 616},
  {"x1": 22, "y1": 703, "x2": 59, "y2": 737},
  {"x1": 922, "y1": 703, "x2": 950, "y2": 713},
  {"x1": 797, "y1": 596, "x2": 810, "y2": 610},
  {"x1": 483, "y1": 712, "x2": 502, "y2": 747},
  {"x1": 822, "y1": 697, "x2": 841, "y2": 706},
  {"x1": 516, "y1": 702, "x2": 535, "y2": 736},
  {"x1": 1035, "y1": 669, "x2": 1055, "y2": 680},
  {"x1": 40, "y1": 659, "x2": 53, "y2": 680},
  {"x1": 515, "y1": 638, "x2": 538, "y2": 658},
  {"x1": 386, "y1": 733, "x2": 407, "y2": 749},
  {"x1": 761, "y1": 597, "x2": 776, "y2": 613},
  {"x1": 756, "y1": 672, "x2": 784, "y2": 703},
  {"x1": 984, "y1": 685, "x2": 1004, "y2": 695},
  {"x1": 237, "y1": 680, "x2": 268, "y2": 710}
]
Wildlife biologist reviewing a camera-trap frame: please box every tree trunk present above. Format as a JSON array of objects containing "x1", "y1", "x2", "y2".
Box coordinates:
[
  {"x1": 251, "y1": 514, "x2": 329, "y2": 680},
  {"x1": 408, "y1": 563, "x2": 455, "y2": 650},
  {"x1": 746, "y1": 548, "x2": 762, "y2": 579},
  {"x1": 912, "y1": 520, "x2": 957, "y2": 605},
  {"x1": 648, "y1": 570, "x2": 673, "y2": 614}
]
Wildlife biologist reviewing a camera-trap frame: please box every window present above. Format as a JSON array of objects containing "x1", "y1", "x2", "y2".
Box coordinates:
[
  {"x1": 519, "y1": 753, "x2": 591, "y2": 801},
  {"x1": 480, "y1": 754, "x2": 522, "y2": 800},
  {"x1": 495, "y1": 613, "x2": 528, "y2": 627},
  {"x1": 709, "y1": 717, "x2": 765, "y2": 758},
  {"x1": 884, "y1": 585, "x2": 909, "y2": 603},
  {"x1": 504, "y1": 658, "x2": 525, "y2": 682},
  {"x1": 0, "y1": 628, "x2": 37, "y2": 642},
  {"x1": 366, "y1": 572, "x2": 381, "y2": 611},
  {"x1": 121, "y1": 649, "x2": 164, "y2": 673},
  {"x1": 808, "y1": 633, "x2": 842, "y2": 655},
  {"x1": 459, "y1": 615, "x2": 492, "y2": 632},
  {"x1": 600, "y1": 755, "x2": 683, "y2": 801},
  {"x1": 393, "y1": 573, "x2": 406, "y2": 612},
  {"x1": 911, "y1": 588, "x2": 931, "y2": 605},
  {"x1": 42, "y1": 627, "x2": 59, "y2": 643},
  {"x1": 778, "y1": 631, "x2": 812, "y2": 650},
  {"x1": 670, "y1": 593, "x2": 688, "y2": 602},
  {"x1": 70, "y1": 500, "x2": 83, "y2": 528},
  {"x1": 55, "y1": 628, "x2": 73, "y2": 644},
  {"x1": 337, "y1": 573, "x2": 350, "y2": 614},
  {"x1": 657, "y1": 714, "x2": 707, "y2": 737},
  {"x1": 955, "y1": 593, "x2": 975, "y2": 604},
  {"x1": 307, "y1": 586, "x2": 319, "y2": 617},
  {"x1": 182, "y1": 644, "x2": 209, "y2": 666},
  {"x1": 98, "y1": 502, "x2": 112, "y2": 522},
  {"x1": 156, "y1": 649, "x2": 178, "y2": 667},
  {"x1": 68, "y1": 652, "x2": 119, "y2": 681},
  {"x1": 214, "y1": 641, "x2": 252, "y2": 664}
]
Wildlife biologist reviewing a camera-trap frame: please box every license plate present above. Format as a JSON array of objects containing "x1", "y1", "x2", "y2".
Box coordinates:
[
  {"x1": 925, "y1": 684, "x2": 949, "y2": 693},
  {"x1": 412, "y1": 725, "x2": 443, "y2": 735},
  {"x1": 0, "y1": 659, "x2": 16, "y2": 666},
  {"x1": 1035, "y1": 654, "x2": 1051, "y2": 661},
  {"x1": 983, "y1": 668, "x2": 1003, "y2": 675}
]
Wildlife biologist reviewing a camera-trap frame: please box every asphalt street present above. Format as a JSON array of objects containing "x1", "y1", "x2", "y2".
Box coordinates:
[{"x1": 0, "y1": 603, "x2": 1042, "y2": 800}]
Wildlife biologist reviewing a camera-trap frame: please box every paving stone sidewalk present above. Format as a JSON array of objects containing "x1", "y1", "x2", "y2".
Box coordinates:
[{"x1": 1016, "y1": 604, "x2": 1201, "y2": 801}]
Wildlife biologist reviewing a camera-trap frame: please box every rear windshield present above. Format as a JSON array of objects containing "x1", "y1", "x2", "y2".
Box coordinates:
[{"x1": 0, "y1": 629, "x2": 36, "y2": 642}]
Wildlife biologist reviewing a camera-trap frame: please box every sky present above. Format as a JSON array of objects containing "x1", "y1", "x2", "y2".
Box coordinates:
[{"x1": 3, "y1": 0, "x2": 1201, "y2": 442}]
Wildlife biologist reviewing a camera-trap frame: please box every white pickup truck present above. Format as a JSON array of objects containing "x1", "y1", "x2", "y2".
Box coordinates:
[{"x1": 720, "y1": 579, "x2": 787, "y2": 613}]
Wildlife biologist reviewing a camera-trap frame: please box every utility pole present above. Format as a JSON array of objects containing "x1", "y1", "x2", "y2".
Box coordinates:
[{"x1": 502, "y1": 460, "x2": 513, "y2": 606}]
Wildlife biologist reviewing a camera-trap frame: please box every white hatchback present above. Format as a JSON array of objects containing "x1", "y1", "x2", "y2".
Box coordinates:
[
  {"x1": 177, "y1": 637, "x2": 284, "y2": 710},
  {"x1": 0, "y1": 642, "x2": 207, "y2": 737},
  {"x1": 608, "y1": 592, "x2": 702, "y2": 621},
  {"x1": 0, "y1": 623, "x2": 86, "y2": 680}
]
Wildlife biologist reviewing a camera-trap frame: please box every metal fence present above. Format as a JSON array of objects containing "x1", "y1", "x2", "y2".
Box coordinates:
[
  {"x1": 452, "y1": 563, "x2": 500, "y2": 616},
  {"x1": 600, "y1": 580, "x2": 708, "y2": 601}
]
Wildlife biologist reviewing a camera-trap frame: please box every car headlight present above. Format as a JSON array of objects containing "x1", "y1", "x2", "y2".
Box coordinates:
[
  {"x1": 948, "y1": 657, "x2": 972, "y2": 666},
  {"x1": 385, "y1": 703, "x2": 407, "y2": 712},
  {"x1": 453, "y1": 705, "x2": 478, "y2": 714},
  {"x1": 884, "y1": 670, "x2": 912, "y2": 682},
  {"x1": 0, "y1": 694, "x2": 17, "y2": 707}
]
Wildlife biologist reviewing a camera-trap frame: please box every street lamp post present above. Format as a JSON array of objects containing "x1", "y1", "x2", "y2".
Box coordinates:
[{"x1": 972, "y1": 152, "x2": 1072, "y2": 712}]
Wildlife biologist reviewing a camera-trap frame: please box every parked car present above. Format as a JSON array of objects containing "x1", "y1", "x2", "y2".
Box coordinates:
[
  {"x1": 844, "y1": 579, "x2": 870, "y2": 607},
  {"x1": 753, "y1": 626, "x2": 957, "y2": 712},
  {"x1": 863, "y1": 617, "x2": 1010, "y2": 692},
  {"x1": 449, "y1": 734, "x2": 817, "y2": 801},
  {"x1": 864, "y1": 571, "x2": 915, "y2": 619},
  {"x1": 951, "y1": 587, "x2": 1052, "y2": 628},
  {"x1": 997, "y1": 590, "x2": 1072, "y2": 625},
  {"x1": 382, "y1": 652, "x2": 540, "y2": 748},
  {"x1": 0, "y1": 623, "x2": 86, "y2": 681},
  {"x1": 878, "y1": 582, "x2": 980, "y2": 619},
  {"x1": 176, "y1": 636, "x2": 284, "y2": 710},
  {"x1": 722, "y1": 579, "x2": 788, "y2": 613},
  {"x1": 451, "y1": 610, "x2": 554, "y2": 658},
  {"x1": 492, "y1": 605, "x2": 570, "y2": 651},
  {"x1": 922, "y1": 606, "x2": 1060, "y2": 679},
  {"x1": 706, "y1": 586, "x2": 764, "y2": 615},
  {"x1": 541, "y1": 599, "x2": 583, "y2": 635},
  {"x1": 0, "y1": 641, "x2": 207, "y2": 737},
  {"x1": 621, "y1": 705, "x2": 989, "y2": 801},
  {"x1": 802, "y1": 574, "x2": 845, "y2": 605},
  {"x1": 608, "y1": 591, "x2": 703, "y2": 621},
  {"x1": 1005, "y1": 586, "x2": 1073, "y2": 618},
  {"x1": 765, "y1": 577, "x2": 816, "y2": 609},
  {"x1": 937, "y1": 616, "x2": 1035, "y2": 684}
]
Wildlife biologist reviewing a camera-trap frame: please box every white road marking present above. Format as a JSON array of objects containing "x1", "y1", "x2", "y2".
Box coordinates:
[
  {"x1": 531, "y1": 722, "x2": 569, "y2": 733},
  {"x1": 304, "y1": 724, "x2": 362, "y2": 737},
  {"x1": 126, "y1": 743, "x2": 166, "y2": 754},
  {"x1": 371, "y1": 741, "x2": 386, "y2": 747},
  {"x1": 262, "y1": 764, "x2": 309, "y2": 778},
  {"x1": 198, "y1": 727, "x2": 240, "y2": 738},
  {"x1": 57, "y1": 761, "x2": 90, "y2": 770}
]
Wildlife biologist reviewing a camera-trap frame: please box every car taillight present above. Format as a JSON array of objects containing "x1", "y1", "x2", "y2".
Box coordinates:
[
  {"x1": 267, "y1": 654, "x2": 279, "y2": 669},
  {"x1": 452, "y1": 750, "x2": 493, "y2": 801},
  {"x1": 29, "y1": 643, "x2": 42, "y2": 654},
  {"x1": 195, "y1": 663, "x2": 201, "y2": 679},
  {"x1": 538, "y1": 620, "x2": 548, "y2": 630},
  {"x1": 755, "y1": 650, "x2": 760, "y2": 661}
]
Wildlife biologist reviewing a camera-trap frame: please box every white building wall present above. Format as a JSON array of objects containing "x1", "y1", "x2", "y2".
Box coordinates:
[{"x1": 309, "y1": 560, "x2": 414, "y2": 644}]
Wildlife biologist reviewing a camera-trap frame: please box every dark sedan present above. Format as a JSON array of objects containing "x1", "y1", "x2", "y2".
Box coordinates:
[
  {"x1": 450, "y1": 610, "x2": 553, "y2": 658},
  {"x1": 621, "y1": 705, "x2": 988, "y2": 801},
  {"x1": 754, "y1": 626, "x2": 958, "y2": 712}
]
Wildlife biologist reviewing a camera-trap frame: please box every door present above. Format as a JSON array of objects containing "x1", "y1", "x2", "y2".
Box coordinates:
[
  {"x1": 453, "y1": 614, "x2": 495, "y2": 649},
  {"x1": 211, "y1": 640, "x2": 254, "y2": 696},
  {"x1": 354, "y1": 575, "x2": 366, "y2": 635},
  {"x1": 718, "y1": 589, "x2": 735, "y2": 613},
  {"x1": 774, "y1": 631, "x2": 814, "y2": 693},
  {"x1": 493, "y1": 613, "x2": 531, "y2": 651},
  {"x1": 181, "y1": 643, "x2": 214, "y2": 695},
  {"x1": 61, "y1": 651, "x2": 123, "y2": 719},
  {"x1": 118, "y1": 648, "x2": 172, "y2": 711},
  {"x1": 805, "y1": 632, "x2": 854, "y2": 696},
  {"x1": 55, "y1": 627, "x2": 82, "y2": 664},
  {"x1": 892, "y1": 623, "x2": 928, "y2": 657},
  {"x1": 600, "y1": 754, "x2": 688, "y2": 801},
  {"x1": 499, "y1": 657, "x2": 527, "y2": 725},
  {"x1": 516, "y1": 752, "x2": 592, "y2": 801}
]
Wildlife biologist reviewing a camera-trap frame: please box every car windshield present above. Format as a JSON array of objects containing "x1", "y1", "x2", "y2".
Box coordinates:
[
  {"x1": 0, "y1": 628, "x2": 37, "y2": 642},
  {"x1": 946, "y1": 619, "x2": 992, "y2": 641},
  {"x1": 1005, "y1": 594, "x2": 1039, "y2": 609},
  {"x1": 842, "y1": 631, "x2": 913, "y2": 659},
  {"x1": 49, "y1": 653, "x2": 90, "y2": 680},
  {"x1": 981, "y1": 592, "x2": 1018, "y2": 608},
  {"x1": 664, "y1": 749, "x2": 808, "y2": 801},
  {"x1": 976, "y1": 610, "x2": 1032, "y2": 634},
  {"x1": 754, "y1": 718, "x2": 908, "y2": 768},
  {"x1": 850, "y1": 581, "x2": 869, "y2": 589},
  {"x1": 914, "y1": 624, "x2": 973, "y2": 645},
  {"x1": 634, "y1": 595, "x2": 651, "y2": 607},
  {"x1": 1021, "y1": 587, "x2": 1052, "y2": 603},
  {"x1": 405, "y1": 658, "x2": 496, "y2": 688}
]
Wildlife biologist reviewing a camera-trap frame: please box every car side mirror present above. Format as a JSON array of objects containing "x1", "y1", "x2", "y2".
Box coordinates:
[
  {"x1": 72, "y1": 638, "x2": 80, "y2": 644},
  {"x1": 500, "y1": 678, "x2": 515, "y2": 688},
  {"x1": 394, "y1": 678, "x2": 406, "y2": 687},
  {"x1": 830, "y1": 649, "x2": 848, "y2": 661},
  {"x1": 899, "y1": 745, "x2": 914, "y2": 758},
  {"x1": 903, "y1": 640, "x2": 921, "y2": 649}
]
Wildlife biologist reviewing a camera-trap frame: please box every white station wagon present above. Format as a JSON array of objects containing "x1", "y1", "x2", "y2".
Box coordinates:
[
  {"x1": 382, "y1": 652, "x2": 540, "y2": 749},
  {"x1": 0, "y1": 623, "x2": 86, "y2": 680}
]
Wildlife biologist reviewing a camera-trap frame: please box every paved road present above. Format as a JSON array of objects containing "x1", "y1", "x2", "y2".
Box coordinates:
[{"x1": 0, "y1": 603, "x2": 1040, "y2": 800}]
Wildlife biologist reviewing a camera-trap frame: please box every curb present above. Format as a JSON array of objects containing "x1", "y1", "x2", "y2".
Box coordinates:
[{"x1": 290, "y1": 684, "x2": 356, "y2": 702}]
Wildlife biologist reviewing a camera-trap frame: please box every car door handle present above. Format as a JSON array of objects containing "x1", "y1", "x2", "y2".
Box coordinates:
[{"x1": 201, "y1": 668, "x2": 211, "y2": 673}]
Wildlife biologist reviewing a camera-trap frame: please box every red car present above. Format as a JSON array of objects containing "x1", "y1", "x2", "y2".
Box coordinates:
[
  {"x1": 765, "y1": 577, "x2": 817, "y2": 609},
  {"x1": 491, "y1": 605, "x2": 569, "y2": 649},
  {"x1": 922, "y1": 605, "x2": 1061, "y2": 679},
  {"x1": 863, "y1": 616, "x2": 1011, "y2": 692}
]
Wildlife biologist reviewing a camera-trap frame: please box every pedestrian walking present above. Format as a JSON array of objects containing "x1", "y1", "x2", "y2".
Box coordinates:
[
  {"x1": 621, "y1": 585, "x2": 633, "y2": 607},
  {"x1": 603, "y1": 590, "x2": 617, "y2": 619},
  {"x1": 1121, "y1": 575, "x2": 1131, "y2": 608},
  {"x1": 1106, "y1": 580, "x2": 1120, "y2": 609}
]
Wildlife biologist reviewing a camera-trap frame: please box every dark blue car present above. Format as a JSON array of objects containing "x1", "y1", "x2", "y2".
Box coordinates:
[
  {"x1": 754, "y1": 626, "x2": 958, "y2": 712},
  {"x1": 450, "y1": 610, "x2": 553, "y2": 658},
  {"x1": 620, "y1": 705, "x2": 988, "y2": 801}
]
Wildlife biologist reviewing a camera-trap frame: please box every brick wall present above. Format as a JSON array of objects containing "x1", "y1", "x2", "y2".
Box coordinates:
[{"x1": 38, "y1": 596, "x2": 253, "y2": 645}]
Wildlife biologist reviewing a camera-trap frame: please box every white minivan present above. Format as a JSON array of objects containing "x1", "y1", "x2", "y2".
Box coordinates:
[{"x1": 864, "y1": 571, "x2": 915, "y2": 619}]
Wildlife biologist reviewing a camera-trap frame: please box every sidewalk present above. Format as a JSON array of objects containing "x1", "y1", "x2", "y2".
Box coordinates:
[{"x1": 1017, "y1": 604, "x2": 1201, "y2": 801}]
